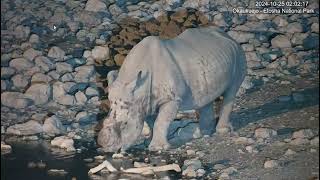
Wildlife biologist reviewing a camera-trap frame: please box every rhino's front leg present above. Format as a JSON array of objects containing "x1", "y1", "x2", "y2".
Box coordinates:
[{"x1": 149, "y1": 101, "x2": 179, "y2": 151}]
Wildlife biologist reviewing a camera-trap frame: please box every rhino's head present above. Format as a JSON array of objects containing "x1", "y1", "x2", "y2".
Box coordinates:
[{"x1": 98, "y1": 70, "x2": 150, "y2": 152}]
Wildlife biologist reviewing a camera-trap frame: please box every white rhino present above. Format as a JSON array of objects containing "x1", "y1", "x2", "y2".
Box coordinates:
[{"x1": 98, "y1": 27, "x2": 247, "y2": 152}]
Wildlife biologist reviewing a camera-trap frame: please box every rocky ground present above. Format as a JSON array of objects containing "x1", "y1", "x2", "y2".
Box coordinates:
[{"x1": 1, "y1": 0, "x2": 319, "y2": 179}]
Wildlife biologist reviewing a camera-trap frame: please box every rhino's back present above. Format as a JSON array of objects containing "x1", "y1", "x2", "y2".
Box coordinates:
[{"x1": 163, "y1": 27, "x2": 245, "y2": 107}]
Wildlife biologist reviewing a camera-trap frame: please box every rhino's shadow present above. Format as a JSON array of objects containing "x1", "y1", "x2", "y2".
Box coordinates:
[{"x1": 136, "y1": 86, "x2": 319, "y2": 149}]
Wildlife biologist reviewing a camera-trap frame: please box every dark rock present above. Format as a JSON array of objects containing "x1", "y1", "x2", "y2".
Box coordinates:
[
  {"x1": 303, "y1": 34, "x2": 319, "y2": 50},
  {"x1": 66, "y1": 58, "x2": 86, "y2": 68},
  {"x1": 72, "y1": 47, "x2": 85, "y2": 58},
  {"x1": 68, "y1": 83, "x2": 89, "y2": 95}
]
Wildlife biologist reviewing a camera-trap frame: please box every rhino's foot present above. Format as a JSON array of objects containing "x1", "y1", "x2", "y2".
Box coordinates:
[
  {"x1": 216, "y1": 124, "x2": 233, "y2": 135},
  {"x1": 148, "y1": 140, "x2": 171, "y2": 151}
]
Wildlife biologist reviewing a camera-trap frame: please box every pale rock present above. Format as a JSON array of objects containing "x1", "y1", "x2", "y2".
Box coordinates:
[
  {"x1": 241, "y1": 44, "x2": 254, "y2": 51},
  {"x1": 48, "y1": 71, "x2": 60, "y2": 80},
  {"x1": 284, "y1": 149, "x2": 297, "y2": 156},
  {"x1": 183, "y1": 0, "x2": 199, "y2": 9},
  {"x1": 1, "y1": 92, "x2": 33, "y2": 108},
  {"x1": 142, "y1": 121, "x2": 151, "y2": 137},
  {"x1": 109, "y1": 4, "x2": 123, "y2": 16},
  {"x1": 25, "y1": 83, "x2": 51, "y2": 105},
  {"x1": 227, "y1": 31, "x2": 254, "y2": 43},
  {"x1": 196, "y1": 168, "x2": 206, "y2": 177},
  {"x1": 213, "y1": 164, "x2": 226, "y2": 170},
  {"x1": 311, "y1": 23, "x2": 319, "y2": 33},
  {"x1": 56, "y1": 62, "x2": 73, "y2": 75},
  {"x1": 31, "y1": 73, "x2": 52, "y2": 83},
  {"x1": 88, "y1": 96, "x2": 100, "y2": 105},
  {"x1": 48, "y1": 46, "x2": 65, "y2": 60},
  {"x1": 292, "y1": 129, "x2": 314, "y2": 139},
  {"x1": 91, "y1": 46, "x2": 109, "y2": 60},
  {"x1": 75, "y1": 91, "x2": 87, "y2": 104},
  {"x1": 12, "y1": 74, "x2": 30, "y2": 89},
  {"x1": 290, "y1": 138, "x2": 310, "y2": 145},
  {"x1": 14, "y1": 25, "x2": 30, "y2": 40},
  {"x1": 61, "y1": 73, "x2": 74, "y2": 82},
  {"x1": 23, "y1": 48, "x2": 42, "y2": 61},
  {"x1": 254, "y1": 128, "x2": 277, "y2": 139},
  {"x1": 35, "y1": 56, "x2": 55, "y2": 72},
  {"x1": 74, "y1": 65, "x2": 95, "y2": 82},
  {"x1": 43, "y1": 115, "x2": 66, "y2": 136},
  {"x1": 271, "y1": 35, "x2": 291, "y2": 48},
  {"x1": 29, "y1": 34, "x2": 40, "y2": 44},
  {"x1": 112, "y1": 153, "x2": 124, "y2": 159},
  {"x1": 51, "y1": 136, "x2": 75, "y2": 151},
  {"x1": 273, "y1": 16, "x2": 288, "y2": 27},
  {"x1": 182, "y1": 166, "x2": 197, "y2": 177},
  {"x1": 6, "y1": 120, "x2": 43, "y2": 135},
  {"x1": 222, "y1": 167, "x2": 238, "y2": 175},
  {"x1": 286, "y1": 22, "x2": 303, "y2": 33},
  {"x1": 85, "y1": 0, "x2": 107, "y2": 12},
  {"x1": 213, "y1": 13, "x2": 227, "y2": 27},
  {"x1": 85, "y1": 87, "x2": 99, "y2": 96},
  {"x1": 83, "y1": 50, "x2": 92, "y2": 58},
  {"x1": 1, "y1": 142, "x2": 12, "y2": 154},
  {"x1": 9, "y1": 58, "x2": 34, "y2": 71},
  {"x1": 287, "y1": 54, "x2": 300, "y2": 67},
  {"x1": 187, "y1": 149, "x2": 196, "y2": 156},
  {"x1": 264, "y1": 160, "x2": 279, "y2": 168},
  {"x1": 291, "y1": 33, "x2": 308, "y2": 45}
]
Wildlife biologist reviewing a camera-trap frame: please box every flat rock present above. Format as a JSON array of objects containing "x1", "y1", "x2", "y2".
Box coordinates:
[
  {"x1": 1, "y1": 92, "x2": 33, "y2": 108},
  {"x1": 9, "y1": 58, "x2": 34, "y2": 71},
  {"x1": 264, "y1": 160, "x2": 279, "y2": 168},
  {"x1": 271, "y1": 35, "x2": 291, "y2": 48},
  {"x1": 51, "y1": 136, "x2": 75, "y2": 151},
  {"x1": 6, "y1": 120, "x2": 43, "y2": 136},
  {"x1": 292, "y1": 129, "x2": 314, "y2": 139}
]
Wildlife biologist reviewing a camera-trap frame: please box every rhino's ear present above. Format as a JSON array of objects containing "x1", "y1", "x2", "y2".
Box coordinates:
[
  {"x1": 107, "y1": 70, "x2": 119, "y2": 86},
  {"x1": 126, "y1": 71, "x2": 149, "y2": 93}
]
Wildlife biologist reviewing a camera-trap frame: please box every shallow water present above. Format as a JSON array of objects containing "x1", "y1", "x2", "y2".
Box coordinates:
[{"x1": 1, "y1": 140, "x2": 183, "y2": 180}]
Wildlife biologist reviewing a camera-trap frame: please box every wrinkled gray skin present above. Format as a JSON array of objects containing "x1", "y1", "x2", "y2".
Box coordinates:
[{"x1": 98, "y1": 27, "x2": 247, "y2": 152}]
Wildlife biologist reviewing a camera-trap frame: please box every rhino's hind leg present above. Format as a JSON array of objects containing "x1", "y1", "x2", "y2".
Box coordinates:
[
  {"x1": 216, "y1": 88, "x2": 238, "y2": 135},
  {"x1": 199, "y1": 102, "x2": 216, "y2": 136},
  {"x1": 149, "y1": 101, "x2": 179, "y2": 151}
]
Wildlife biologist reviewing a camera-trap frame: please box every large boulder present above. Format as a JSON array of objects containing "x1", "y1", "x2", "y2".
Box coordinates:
[
  {"x1": 6, "y1": 120, "x2": 43, "y2": 136},
  {"x1": 9, "y1": 58, "x2": 34, "y2": 71},
  {"x1": 43, "y1": 115, "x2": 66, "y2": 136},
  {"x1": 25, "y1": 83, "x2": 51, "y2": 105},
  {"x1": 1, "y1": 92, "x2": 33, "y2": 108}
]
